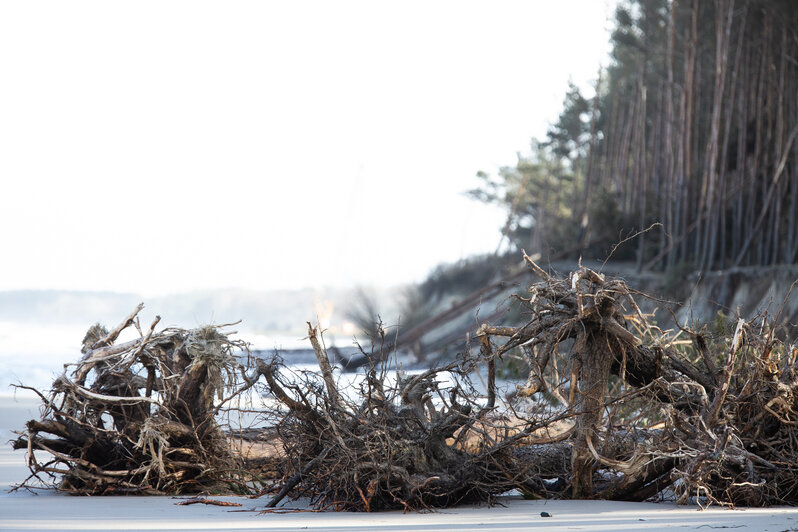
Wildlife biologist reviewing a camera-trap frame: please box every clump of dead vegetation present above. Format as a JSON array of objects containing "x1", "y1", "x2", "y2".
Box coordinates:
[
  {"x1": 12, "y1": 304, "x2": 264, "y2": 495},
  {"x1": 10, "y1": 256, "x2": 798, "y2": 510}
]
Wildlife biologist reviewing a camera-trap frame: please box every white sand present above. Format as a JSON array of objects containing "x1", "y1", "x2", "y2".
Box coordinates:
[{"x1": 2, "y1": 396, "x2": 798, "y2": 532}]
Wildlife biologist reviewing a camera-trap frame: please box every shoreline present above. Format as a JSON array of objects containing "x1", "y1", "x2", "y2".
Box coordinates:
[{"x1": 4, "y1": 397, "x2": 798, "y2": 531}]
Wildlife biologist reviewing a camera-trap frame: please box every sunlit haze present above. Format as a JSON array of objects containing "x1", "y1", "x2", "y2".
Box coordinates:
[{"x1": 1, "y1": 1, "x2": 613, "y2": 296}]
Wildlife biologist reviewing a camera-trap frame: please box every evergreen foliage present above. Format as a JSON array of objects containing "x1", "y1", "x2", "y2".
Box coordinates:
[{"x1": 473, "y1": 0, "x2": 798, "y2": 271}]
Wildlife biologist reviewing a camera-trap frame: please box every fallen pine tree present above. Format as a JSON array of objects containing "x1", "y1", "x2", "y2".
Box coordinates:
[
  {"x1": 258, "y1": 254, "x2": 798, "y2": 509},
  {"x1": 10, "y1": 255, "x2": 798, "y2": 509}
]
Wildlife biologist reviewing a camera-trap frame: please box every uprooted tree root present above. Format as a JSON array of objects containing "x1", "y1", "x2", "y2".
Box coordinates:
[
  {"x1": 10, "y1": 255, "x2": 798, "y2": 509},
  {"x1": 255, "y1": 321, "x2": 655, "y2": 511},
  {"x1": 254, "y1": 324, "x2": 552, "y2": 511},
  {"x1": 259, "y1": 255, "x2": 798, "y2": 510},
  {"x1": 11, "y1": 304, "x2": 265, "y2": 495},
  {"x1": 476, "y1": 252, "x2": 798, "y2": 506}
]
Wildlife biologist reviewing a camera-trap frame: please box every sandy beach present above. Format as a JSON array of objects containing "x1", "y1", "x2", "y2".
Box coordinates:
[{"x1": 2, "y1": 394, "x2": 798, "y2": 532}]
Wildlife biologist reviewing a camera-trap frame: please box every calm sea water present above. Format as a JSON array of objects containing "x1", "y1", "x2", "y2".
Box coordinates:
[{"x1": 0, "y1": 321, "x2": 309, "y2": 396}]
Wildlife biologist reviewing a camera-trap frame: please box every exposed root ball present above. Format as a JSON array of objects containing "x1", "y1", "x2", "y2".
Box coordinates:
[
  {"x1": 257, "y1": 324, "x2": 546, "y2": 511},
  {"x1": 12, "y1": 306, "x2": 257, "y2": 495},
  {"x1": 476, "y1": 253, "x2": 798, "y2": 506}
]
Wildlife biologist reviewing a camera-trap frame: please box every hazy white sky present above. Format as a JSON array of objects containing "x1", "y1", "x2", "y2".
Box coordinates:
[{"x1": 0, "y1": 1, "x2": 613, "y2": 296}]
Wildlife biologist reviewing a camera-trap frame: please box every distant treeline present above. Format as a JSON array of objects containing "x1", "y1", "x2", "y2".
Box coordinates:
[{"x1": 472, "y1": 0, "x2": 798, "y2": 272}]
